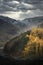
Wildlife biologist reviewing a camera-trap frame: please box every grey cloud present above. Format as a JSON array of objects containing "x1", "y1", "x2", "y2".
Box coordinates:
[
  {"x1": 0, "y1": 0, "x2": 43, "y2": 13},
  {"x1": 34, "y1": 2, "x2": 43, "y2": 10},
  {"x1": 17, "y1": 0, "x2": 43, "y2": 3},
  {"x1": 3, "y1": 0, "x2": 13, "y2": 2},
  {"x1": 19, "y1": 9, "x2": 43, "y2": 19},
  {"x1": 0, "y1": 0, "x2": 43, "y2": 20},
  {"x1": 0, "y1": 0, "x2": 39, "y2": 13},
  {"x1": 0, "y1": 4, "x2": 14, "y2": 12}
]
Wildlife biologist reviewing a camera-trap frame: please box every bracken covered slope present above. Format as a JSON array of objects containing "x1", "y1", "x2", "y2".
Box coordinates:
[{"x1": 4, "y1": 28, "x2": 43, "y2": 60}]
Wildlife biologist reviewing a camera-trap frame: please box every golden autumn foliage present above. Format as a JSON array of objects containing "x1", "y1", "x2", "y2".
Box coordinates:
[{"x1": 22, "y1": 28, "x2": 43, "y2": 58}]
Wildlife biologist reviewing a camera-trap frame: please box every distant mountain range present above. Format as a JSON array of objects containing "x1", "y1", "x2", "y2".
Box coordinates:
[{"x1": 0, "y1": 16, "x2": 43, "y2": 47}]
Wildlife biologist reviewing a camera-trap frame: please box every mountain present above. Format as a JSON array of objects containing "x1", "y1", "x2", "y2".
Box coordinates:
[
  {"x1": 38, "y1": 23, "x2": 43, "y2": 28},
  {"x1": 0, "y1": 16, "x2": 28, "y2": 47},
  {"x1": 0, "y1": 16, "x2": 26, "y2": 27},
  {"x1": 0, "y1": 16, "x2": 26, "y2": 31},
  {"x1": 0, "y1": 16, "x2": 43, "y2": 47},
  {"x1": 0, "y1": 18, "x2": 19, "y2": 47},
  {"x1": 22, "y1": 16, "x2": 43, "y2": 29},
  {"x1": 3, "y1": 28, "x2": 43, "y2": 60}
]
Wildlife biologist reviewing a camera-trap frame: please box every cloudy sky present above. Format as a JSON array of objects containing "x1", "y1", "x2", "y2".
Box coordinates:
[{"x1": 0, "y1": 0, "x2": 43, "y2": 20}]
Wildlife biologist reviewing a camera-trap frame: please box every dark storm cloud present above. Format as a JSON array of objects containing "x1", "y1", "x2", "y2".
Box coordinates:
[
  {"x1": 3, "y1": 0, "x2": 37, "y2": 12},
  {"x1": 0, "y1": 0, "x2": 43, "y2": 20},
  {"x1": 0, "y1": 0, "x2": 43, "y2": 13},
  {"x1": 15, "y1": 0, "x2": 43, "y2": 3}
]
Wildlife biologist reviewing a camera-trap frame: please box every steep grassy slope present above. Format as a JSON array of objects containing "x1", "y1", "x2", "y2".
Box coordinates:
[
  {"x1": 0, "y1": 19, "x2": 19, "y2": 47},
  {"x1": 4, "y1": 28, "x2": 43, "y2": 60}
]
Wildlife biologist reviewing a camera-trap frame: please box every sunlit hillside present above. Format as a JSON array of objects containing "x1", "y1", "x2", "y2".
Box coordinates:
[
  {"x1": 4, "y1": 28, "x2": 43, "y2": 59},
  {"x1": 22, "y1": 28, "x2": 43, "y2": 59}
]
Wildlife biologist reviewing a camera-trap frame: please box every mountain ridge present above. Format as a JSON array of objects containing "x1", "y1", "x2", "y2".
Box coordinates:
[{"x1": 0, "y1": 15, "x2": 43, "y2": 47}]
